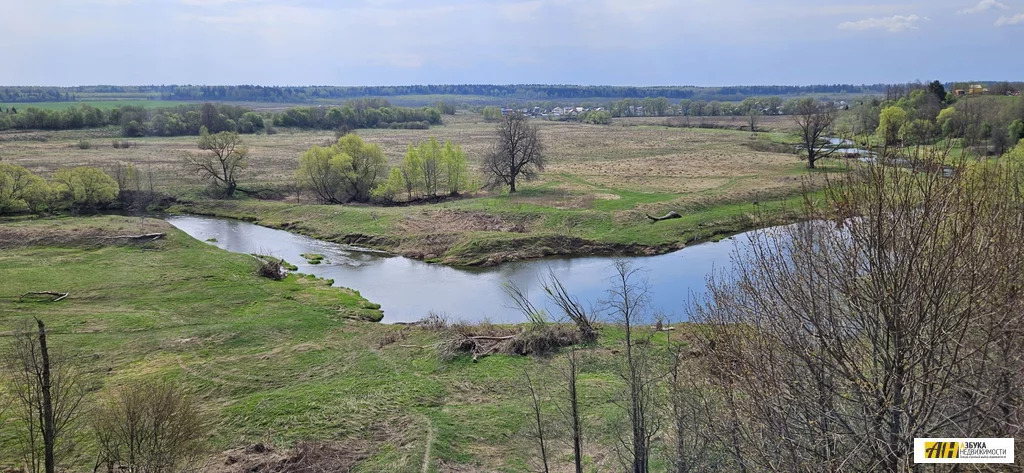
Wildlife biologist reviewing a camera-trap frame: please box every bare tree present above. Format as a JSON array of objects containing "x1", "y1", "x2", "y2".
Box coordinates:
[
  {"x1": 523, "y1": 368, "x2": 550, "y2": 473},
  {"x1": 792, "y1": 98, "x2": 838, "y2": 169},
  {"x1": 93, "y1": 381, "x2": 208, "y2": 473},
  {"x1": 606, "y1": 261, "x2": 659, "y2": 473},
  {"x1": 563, "y1": 346, "x2": 584, "y2": 473},
  {"x1": 692, "y1": 148, "x2": 1024, "y2": 472},
  {"x1": 185, "y1": 129, "x2": 247, "y2": 197},
  {"x1": 4, "y1": 318, "x2": 87, "y2": 473},
  {"x1": 540, "y1": 345, "x2": 587, "y2": 473},
  {"x1": 482, "y1": 112, "x2": 544, "y2": 193},
  {"x1": 541, "y1": 269, "x2": 598, "y2": 342}
]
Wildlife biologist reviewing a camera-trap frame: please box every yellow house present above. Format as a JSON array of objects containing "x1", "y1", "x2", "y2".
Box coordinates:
[{"x1": 968, "y1": 84, "x2": 988, "y2": 96}]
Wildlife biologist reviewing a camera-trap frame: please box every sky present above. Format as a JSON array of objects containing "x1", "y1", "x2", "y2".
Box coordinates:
[{"x1": 1, "y1": 0, "x2": 1022, "y2": 87}]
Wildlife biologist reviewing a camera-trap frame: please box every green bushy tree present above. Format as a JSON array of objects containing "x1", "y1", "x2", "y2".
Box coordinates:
[
  {"x1": 296, "y1": 134, "x2": 386, "y2": 203},
  {"x1": 442, "y1": 140, "x2": 469, "y2": 196},
  {"x1": 877, "y1": 105, "x2": 908, "y2": 147},
  {"x1": 0, "y1": 163, "x2": 50, "y2": 214},
  {"x1": 50, "y1": 166, "x2": 117, "y2": 211},
  {"x1": 371, "y1": 138, "x2": 471, "y2": 202}
]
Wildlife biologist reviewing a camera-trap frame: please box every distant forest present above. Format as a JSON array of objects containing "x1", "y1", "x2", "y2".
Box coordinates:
[{"x1": 0, "y1": 84, "x2": 900, "y2": 104}]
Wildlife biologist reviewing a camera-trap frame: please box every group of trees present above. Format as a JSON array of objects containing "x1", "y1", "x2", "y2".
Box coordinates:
[
  {"x1": 681, "y1": 146, "x2": 1024, "y2": 471},
  {"x1": 296, "y1": 134, "x2": 472, "y2": 204},
  {"x1": 2, "y1": 318, "x2": 207, "y2": 473},
  {"x1": 533, "y1": 95, "x2": 794, "y2": 121},
  {"x1": 516, "y1": 140, "x2": 1024, "y2": 472},
  {"x1": 577, "y1": 109, "x2": 612, "y2": 124},
  {"x1": 295, "y1": 112, "x2": 541, "y2": 204},
  {"x1": 0, "y1": 163, "x2": 137, "y2": 214},
  {"x1": 372, "y1": 138, "x2": 470, "y2": 202},
  {"x1": 294, "y1": 134, "x2": 388, "y2": 203},
  {"x1": 1, "y1": 84, "x2": 898, "y2": 104},
  {"x1": 272, "y1": 100, "x2": 442, "y2": 131},
  {"x1": 0, "y1": 103, "x2": 262, "y2": 137},
  {"x1": 0, "y1": 100, "x2": 445, "y2": 137},
  {"x1": 852, "y1": 80, "x2": 1024, "y2": 154}
]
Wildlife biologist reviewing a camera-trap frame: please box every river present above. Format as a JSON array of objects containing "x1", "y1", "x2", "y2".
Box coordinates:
[{"x1": 166, "y1": 215, "x2": 762, "y2": 324}]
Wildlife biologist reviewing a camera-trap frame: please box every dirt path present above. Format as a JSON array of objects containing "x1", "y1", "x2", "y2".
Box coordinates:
[{"x1": 421, "y1": 415, "x2": 435, "y2": 473}]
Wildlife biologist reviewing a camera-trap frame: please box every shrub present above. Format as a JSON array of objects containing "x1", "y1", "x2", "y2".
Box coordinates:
[
  {"x1": 76, "y1": 139, "x2": 91, "y2": 150},
  {"x1": 121, "y1": 120, "x2": 146, "y2": 137},
  {"x1": 93, "y1": 381, "x2": 208, "y2": 473},
  {"x1": 50, "y1": 166, "x2": 118, "y2": 211},
  {"x1": 0, "y1": 163, "x2": 50, "y2": 214}
]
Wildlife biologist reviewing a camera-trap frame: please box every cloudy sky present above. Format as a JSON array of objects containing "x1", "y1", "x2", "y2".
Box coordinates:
[{"x1": 2, "y1": 0, "x2": 1022, "y2": 86}]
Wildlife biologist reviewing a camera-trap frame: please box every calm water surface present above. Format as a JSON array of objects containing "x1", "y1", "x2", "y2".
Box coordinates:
[{"x1": 166, "y1": 215, "x2": 761, "y2": 323}]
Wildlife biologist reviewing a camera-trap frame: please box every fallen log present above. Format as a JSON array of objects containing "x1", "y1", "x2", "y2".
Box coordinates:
[
  {"x1": 101, "y1": 233, "x2": 166, "y2": 241},
  {"x1": 18, "y1": 291, "x2": 69, "y2": 302},
  {"x1": 646, "y1": 211, "x2": 682, "y2": 222},
  {"x1": 468, "y1": 334, "x2": 518, "y2": 341}
]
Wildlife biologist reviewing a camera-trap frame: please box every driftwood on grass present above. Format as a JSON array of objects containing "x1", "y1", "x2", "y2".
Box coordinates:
[
  {"x1": 468, "y1": 335, "x2": 518, "y2": 341},
  {"x1": 18, "y1": 291, "x2": 69, "y2": 302},
  {"x1": 101, "y1": 233, "x2": 166, "y2": 242},
  {"x1": 646, "y1": 211, "x2": 681, "y2": 222}
]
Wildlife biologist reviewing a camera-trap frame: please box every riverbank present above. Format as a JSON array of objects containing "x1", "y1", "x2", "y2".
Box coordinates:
[
  {"x1": 167, "y1": 214, "x2": 781, "y2": 323},
  {"x1": 0, "y1": 215, "x2": 678, "y2": 472},
  {"x1": 170, "y1": 189, "x2": 810, "y2": 267}
]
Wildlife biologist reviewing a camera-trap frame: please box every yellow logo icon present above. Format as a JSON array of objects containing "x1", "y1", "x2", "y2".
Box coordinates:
[{"x1": 924, "y1": 442, "x2": 960, "y2": 459}]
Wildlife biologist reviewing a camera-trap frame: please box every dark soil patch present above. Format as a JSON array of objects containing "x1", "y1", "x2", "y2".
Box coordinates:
[{"x1": 209, "y1": 441, "x2": 370, "y2": 473}]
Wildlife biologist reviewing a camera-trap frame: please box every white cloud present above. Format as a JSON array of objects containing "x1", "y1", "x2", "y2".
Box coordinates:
[
  {"x1": 995, "y1": 12, "x2": 1024, "y2": 25},
  {"x1": 958, "y1": 0, "x2": 1008, "y2": 14},
  {"x1": 838, "y1": 14, "x2": 927, "y2": 32}
]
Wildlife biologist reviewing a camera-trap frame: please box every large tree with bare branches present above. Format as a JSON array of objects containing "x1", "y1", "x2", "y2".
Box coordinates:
[
  {"x1": 792, "y1": 98, "x2": 838, "y2": 169},
  {"x1": 185, "y1": 128, "x2": 247, "y2": 197},
  {"x1": 482, "y1": 111, "x2": 544, "y2": 193}
]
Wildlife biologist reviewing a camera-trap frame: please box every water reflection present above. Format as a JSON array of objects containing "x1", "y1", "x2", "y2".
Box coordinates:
[{"x1": 167, "y1": 216, "x2": 757, "y2": 323}]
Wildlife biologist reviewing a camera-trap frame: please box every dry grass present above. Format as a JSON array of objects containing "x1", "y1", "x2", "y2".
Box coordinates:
[
  {"x1": 0, "y1": 113, "x2": 810, "y2": 204},
  {"x1": 0, "y1": 215, "x2": 171, "y2": 248}
]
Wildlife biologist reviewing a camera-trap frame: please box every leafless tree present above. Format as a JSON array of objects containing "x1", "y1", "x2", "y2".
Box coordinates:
[
  {"x1": 792, "y1": 98, "x2": 838, "y2": 169},
  {"x1": 185, "y1": 129, "x2": 247, "y2": 197},
  {"x1": 112, "y1": 162, "x2": 157, "y2": 213},
  {"x1": 605, "y1": 261, "x2": 659, "y2": 473},
  {"x1": 482, "y1": 111, "x2": 544, "y2": 193},
  {"x1": 523, "y1": 368, "x2": 550, "y2": 473},
  {"x1": 556, "y1": 346, "x2": 584, "y2": 473},
  {"x1": 691, "y1": 147, "x2": 1024, "y2": 472},
  {"x1": 541, "y1": 269, "x2": 598, "y2": 342},
  {"x1": 4, "y1": 318, "x2": 87, "y2": 473},
  {"x1": 92, "y1": 380, "x2": 208, "y2": 473}
]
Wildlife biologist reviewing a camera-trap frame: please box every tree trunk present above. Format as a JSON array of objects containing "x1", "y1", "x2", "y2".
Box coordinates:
[
  {"x1": 37, "y1": 318, "x2": 56, "y2": 473},
  {"x1": 569, "y1": 351, "x2": 583, "y2": 473},
  {"x1": 509, "y1": 177, "x2": 517, "y2": 193}
]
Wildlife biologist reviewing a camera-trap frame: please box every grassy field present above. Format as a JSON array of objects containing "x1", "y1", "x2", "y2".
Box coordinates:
[
  {"x1": 0, "y1": 215, "x2": 681, "y2": 472},
  {"x1": 0, "y1": 113, "x2": 836, "y2": 264}
]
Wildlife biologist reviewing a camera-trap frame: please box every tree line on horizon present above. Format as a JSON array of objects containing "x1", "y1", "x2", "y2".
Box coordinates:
[
  {"x1": 1, "y1": 83, "x2": 907, "y2": 104},
  {"x1": 0, "y1": 100, "x2": 442, "y2": 137}
]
